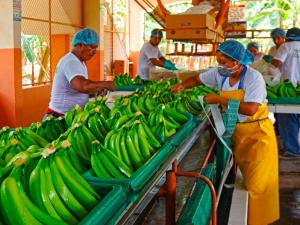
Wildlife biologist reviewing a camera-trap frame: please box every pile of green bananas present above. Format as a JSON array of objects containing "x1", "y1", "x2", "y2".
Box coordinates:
[
  {"x1": 66, "y1": 124, "x2": 97, "y2": 170},
  {"x1": 30, "y1": 116, "x2": 67, "y2": 142},
  {"x1": 90, "y1": 117, "x2": 161, "y2": 178},
  {"x1": 65, "y1": 98, "x2": 110, "y2": 128},
  {"x1": 191, "y1": 85, "x2": 219, "y2": 96},
  {"x1": 0, "y1": 142, "x2": 102, "y2": 225},
  {"x1": 0, "y1": 128, "x2": 48, "y2": 166},
  {"x1": 267, "y1": 80, "x2": 300, "y2": 99},
  {"x1": 148, "y1": 105, "x2": 188, "y2": 139},
  {"x1": 114, "y1": 74, "x2": 146, "y2": 86},
  {"x1": 173, "y1": 93, "x2": 202, "y2": 116}
]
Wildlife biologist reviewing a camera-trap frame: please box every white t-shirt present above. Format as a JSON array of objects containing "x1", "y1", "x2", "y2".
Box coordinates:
[
  {"x1": 199, "y1": 66, "x2": 267, "y2": 122},
  {"x1": 137, "y1": 42, "x2": 162, "y2": 80},
  {"x1": 274, "y1": 41, "x2": 300, "y2": 85},
  {"x1": 49, "y1": 52, "x2": 89, "y2": 114}
]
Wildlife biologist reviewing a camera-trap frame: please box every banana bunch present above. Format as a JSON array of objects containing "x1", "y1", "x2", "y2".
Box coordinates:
[
  {"x1": 85, "y1": 109, "x2": 110, "y2": 142},
  {"x1": 0, "y1": 145, "x2": 103, "y2": 225},
  {"x1": 108, "y1": 95, "x2": 150, "y2": 126},
  {"x1": 114, "y1": 74, "x2": 134, "y2": 86},
  {"x1": 1, "y1": 165, "x2": 68, "y2": 225},
  {"x1": 148, "y1": 105, "x2": 186, "y2": 139},
  {"x1": 84, "y1": 97, "x2": 111, "y2": 118},
  {"x1": 0, "y1": 128, "x2": 48, "y2": 165},
  {"x1": 0, "y1": 126, "x2": 11, "y2": 147},
  {"x1": 100, "y1": 120, "x2": 161, "y2": 175},
  {"x1": 173, "y1": 93, "x2": 202, "y2": 116},
  {"x1": 67, "y1": 124, "x2": 97, "y2": 168},
  {"x1": 191, "y1": 85, "x2": 218, "y2": 96},
  {"x1": 30, "y1": 116, "x2": 67, "y2": 142},
  {"x1": 91, "y1": 141, "x2": 134, "y2": 178},
  {"x1": 64, "y1": 104, "x2": 83, "y2": 128},
  {"x1": 133, "y1": 75, "x2": 144, "y2": 85},
  {"x1": 267, "y1": 80, "x2": 300, "y2": 99}
]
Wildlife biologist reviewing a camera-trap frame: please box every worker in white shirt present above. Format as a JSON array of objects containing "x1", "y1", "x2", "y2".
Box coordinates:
[
  {"x1": 268, "y1": 28, "x2": 286, "y2": 57},
  {"x1": 271, "y1": 27, "x2": 300, "y2": 158},
  {"x1": 172, "y1": 40, "x2": 279, "y2": 225},
  {"x1": 247, "y1": 41, "x2": 264, "y2": 61},
  {"x1": 137, "y1": 29, "x2": 177, "y2": 80}
]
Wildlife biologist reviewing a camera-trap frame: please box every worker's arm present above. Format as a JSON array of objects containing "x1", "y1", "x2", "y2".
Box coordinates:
[
  {"x1": 204, "y1": 94, "x2": 260, "y2": 116},
  {"x1": 171, "y1": 76, "x2": 202, "y2": 92},
  {"x1": 150, "y1": 58, "x2": 165, "y2": 67},
  {"x1": 271, "y1": 58, "x2": 283, "y2": 68},
  {"x1": 71, "y1": 76, "x2": 115, "y2": 94}
]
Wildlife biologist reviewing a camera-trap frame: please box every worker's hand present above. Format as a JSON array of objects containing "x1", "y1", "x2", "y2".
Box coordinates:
[
  {"x1": 100, "y1": 81, "x2": 115, "y2": 91},
  {"x1": 203, "y1": 94, "x2": 221, "y2": 104},
  {"x1": 171, "y1": 83, "x2": 185, "y2": 93},
  {"x1": 164, "y1": 60, "x2": 177, "y2": 71}
]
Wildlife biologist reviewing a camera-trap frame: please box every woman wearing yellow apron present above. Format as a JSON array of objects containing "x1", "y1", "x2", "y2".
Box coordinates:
[{"x1": 172, "y1": 40, "x2": 279, "y2": 225}]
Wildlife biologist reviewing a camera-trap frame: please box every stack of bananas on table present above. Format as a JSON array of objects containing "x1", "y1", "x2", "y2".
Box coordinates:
[
  {"x1": 0, "y1": 127, "x2": 48, "y2": 166},
  {"x1": 64, "y1": 97, "x2": 110, "y2": 128},
  {"x1": 91, "y1": 113, "x2": 162, "y2": 178},
  {"x1": 148, "y1": 104, "x2": 188, "y2": 139},
  {"x1": 267, "y1": 80, "x2": 300, "y2": 99},
  {"x1": 30, "y1": 115, "x2": 67, "y2": 142},
  {"x1": 0, "y1": 140, "x2": 102, "y2": 225},
  {"x1": 113, "y1": 74, "x2": 146, "y2": 86}
]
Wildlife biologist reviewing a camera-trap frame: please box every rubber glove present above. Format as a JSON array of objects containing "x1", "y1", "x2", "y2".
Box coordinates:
[
  {"x1": 262, "y1": 55, "x2": 273, "y2": 63},
  {"x1": 163, "y1": 60, "x2": 178, "y2": 70}
]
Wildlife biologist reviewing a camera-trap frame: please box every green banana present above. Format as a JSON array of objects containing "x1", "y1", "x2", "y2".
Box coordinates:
[
  {"x1": 140, "y1": 121, "x2": 161, "y2": 148},
  {"x1": 98, "y1": 149, "x2": 126, "y2": 178},
  {"x1": 119, "y1": 131, "x2": 134, "y2": 169},
  {"x1": 133, "y1": 125, "x2": 150, "y2": 161},
  {"x1": 164, "y1": 105, "x2": 188, "y2": 124},
  {"x1": 43, "y1": 159, "x2": 78, "y2": 224},
  {"x1": 91, "y1": 145, "x2": 113, "y2": 178},
  {"x1": 87, "y1": 116, "x2": 105, "y2": 141},
  {"x1": 137, "y1": 124, "x2": 156, "y2": 155},
  {"x1": 39, "y1": 159, "x2": 63, "y2": 220},
  {"x1": 103, "y1": 147, "x2": 134, "y2": 178},
  {"x1": 104, "y1": 130, "x2": 118, "y2": 149},
  {"x1": 1, "y1": 172, "x2": 42, "y2": 225},
  {"x1": 49, "y1": 158, "x2": 88, "y2": 219},
  {"x1": 54, "y1": 152, "x2": 100, "y2": 210},
  {"x1": 29, "y1": 158, "x2": 47, "y2": 212},
  {"x1": 125, "y1": 130, "x2": 143, "y2": 170},
  {"x1": 66, "y1": 146, "x2": 87, "y2": 174}
]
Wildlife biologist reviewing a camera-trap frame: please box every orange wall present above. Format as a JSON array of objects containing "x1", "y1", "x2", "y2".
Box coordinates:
[
  {"x1": 129, "y1": 50, "x2": 140, "y2": 77},
  {"x1": 86, "y1": 50, "x2": 104, "y2": 81},
  {"x1": 0, "y1": 48, "x2": 21, "y2": 127},
  {"x1": 51, "y1": 34, "x2": 70, "y2": 78},
  {"x1": 21, "y1": 85, "x2": 52, "y2": 127}
]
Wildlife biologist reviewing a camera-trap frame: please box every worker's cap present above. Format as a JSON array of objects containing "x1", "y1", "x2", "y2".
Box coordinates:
[
  {"x1": 151, "y1": 29, "x2": 163, "y2": 38},
  {"x1": 286, "y1": 27, "x2": 300, "y2": 41},
  {"x1": 71, "y1": 28, "x2": 100, "y2": 46},
  {"x1": 217, "y1": 40, "x2": 254, "y2": 65},
  {"x1": 271, "y1": 28, "x2": 285, "y2": 38},
  {"x1": 246, "y1": 42, "x2": 259, "y2": 50}
]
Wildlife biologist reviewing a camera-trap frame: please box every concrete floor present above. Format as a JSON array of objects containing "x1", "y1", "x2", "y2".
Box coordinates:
[
  {"x1": 141, "y1": 130, "x2": 211, "y2": 225},
  {"x1": 274, "y1": 158, "x2": 300, "y2": 225},
  {"x1": 140, "y1": 132, "x2": 300, "y2": 225}
]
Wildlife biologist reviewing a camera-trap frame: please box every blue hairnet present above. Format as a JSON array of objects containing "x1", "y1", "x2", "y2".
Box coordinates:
[
  {"x1": 151, "y1": 29, "x2": 163, "y2": 38},
  {"x1": 217, "y1": 40, "x2": 254, "y2": 65},
  {"x1": 71, "y1": 28, "x2": 99, "y2": 46},
  {"x1": 286, "y1": 27, "x2": 300, "y2": 41},
  {"x1": 271, "y1": 28, "x2": 285, "y2": 38},
  {"x1": 247, "y1": 42, "x2": 259, "y2": 50}
]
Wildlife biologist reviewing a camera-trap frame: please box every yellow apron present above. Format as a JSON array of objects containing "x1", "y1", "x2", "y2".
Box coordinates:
[{"x1": 220, "y1": 74, "x2": 279, "y2": 225}]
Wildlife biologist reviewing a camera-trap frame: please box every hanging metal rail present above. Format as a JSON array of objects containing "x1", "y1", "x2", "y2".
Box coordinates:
[{"x1": 133, "y1": 0, "x2": 166, "y2": 28}]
